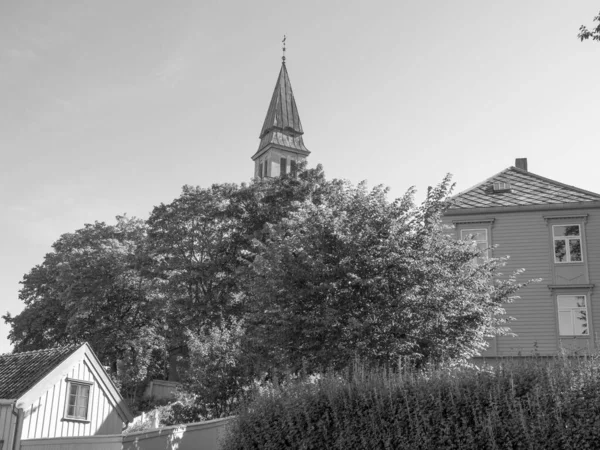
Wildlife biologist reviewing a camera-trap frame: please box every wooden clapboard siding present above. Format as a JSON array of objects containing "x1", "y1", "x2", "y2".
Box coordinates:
[
  {"x1": 0, "y1": 404, "x2": 17, "y2": 450},
  {"x1": 488, "y1": 210, "x2": 555, "y2": 355},
  {"x1": 446, "y1": 205, "x2": 600, "y2": 357},
  {"x1": 585, "y1": 209, "x2": 600, "y2": 341},
  {"x1": 20, "y1": 355, "x2": 123, "y2": 439}
]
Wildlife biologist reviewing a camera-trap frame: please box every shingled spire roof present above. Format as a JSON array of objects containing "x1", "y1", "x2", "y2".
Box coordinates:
[
  {"x1": 254, "y1": 62, "x2": 309, "y2": 158},
  {"x1": 260, "y1": 63, "x2": 304, "y2": 139}
]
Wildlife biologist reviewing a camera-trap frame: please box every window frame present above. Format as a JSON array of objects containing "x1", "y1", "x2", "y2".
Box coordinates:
[
  {"x1": 280, "y1": 157, "x2": 287, "y2": 176},
  {"x1": 460, "y1": 228, "x2": 490, "y2": 265},
  {"x1": 556, "y1": 294, "x2": 589, "y2": 337},
  {"x1": 63, "y1": 378, "x2": 93, "y2": 422},
  {"x1": 552, "y1": 224, "x2": 583, "y2": 264}
]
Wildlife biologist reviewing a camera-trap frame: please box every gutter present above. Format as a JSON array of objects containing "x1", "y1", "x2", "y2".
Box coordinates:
[{"x1": 445, "y1": 200, "x2": 600, "y2": 216}]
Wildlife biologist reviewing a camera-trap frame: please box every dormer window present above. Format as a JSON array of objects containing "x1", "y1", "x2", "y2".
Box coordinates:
[{"x1": 492, "y1": 182, "x2": 512, "y2": 193}]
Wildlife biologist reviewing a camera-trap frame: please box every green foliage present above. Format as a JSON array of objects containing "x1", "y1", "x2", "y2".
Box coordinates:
[
  {"x1": 246, "y1": 175, "x2": 526, "y2": 373},
  {"x1": 222, "y1": 355, "x2": 600, "y2": 450},
  {"x1": 579, "y1": 11, "x2": 600, "y2": 41},
  {"x1": 5, "y1": 164, "x2": 528, "y2": 414},
  {"x1": 3, "y1": 216, "x2": 167, "y2": 403},
  {"x1": 180, "y1": 319, "x2": 255, "y2": 419}
]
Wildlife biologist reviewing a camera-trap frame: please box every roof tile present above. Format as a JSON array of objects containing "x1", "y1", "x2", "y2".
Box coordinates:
[
  {"x1": 0, "y1": 345, "x2": 80, "y2": 399},
  {"x1": 449, "y1": 167, "x2": 600, "y2": 210}
]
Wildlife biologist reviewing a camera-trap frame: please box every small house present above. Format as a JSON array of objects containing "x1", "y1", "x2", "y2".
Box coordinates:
[{"x1": 0, "y1": 343, "x2": 132, "y2": 449}]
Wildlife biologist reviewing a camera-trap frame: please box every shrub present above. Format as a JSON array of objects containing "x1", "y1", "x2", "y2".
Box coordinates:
[{"x1": 221, "y1": 354, "x2": 600, "y2": 449}]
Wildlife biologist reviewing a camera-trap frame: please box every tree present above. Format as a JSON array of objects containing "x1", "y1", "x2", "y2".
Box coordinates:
[
  {"x1": 179, "y1": 319, "x2": 255, "y2": 420},
  {"x1": 4, "y1": 216, "x2": 167, "y2": 403},
  {"x1": 579, "y1": 11, "x2": 600, "y2": 41},
  {"x1": 145, "y1": 166, "x2": 330, "y2": 385},
  {"x1": 147, "y1": 184, "x2": 244, "y2": 334},
  {"x1": 245, "y1": 176, "x2": 527, "y2": 373}
]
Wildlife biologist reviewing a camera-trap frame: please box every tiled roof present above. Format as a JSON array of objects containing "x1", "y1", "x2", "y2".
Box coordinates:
[
  {"x1": 257, "y1": 63, "x2": 309, "y2": 155},
  {"x1": 0, "y1": 344, "x2": 80, "y2": 399},
  {"x1": 449, "y1": 167, "x2": 600, "y2": 210}
]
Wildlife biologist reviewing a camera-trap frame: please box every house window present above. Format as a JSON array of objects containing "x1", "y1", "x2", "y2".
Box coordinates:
[
  {"x1": 263, "y1": 160, "x2": 268, "y2": 178},
  {"x1": 290, "y1": 160, "x2": 297, "y2": 176},
  {"x1": 557, "y1": 295, "x2": 588, "y2": 336},
  {"x1": 553, "y1": 224, "x2": 582, "y2": 263},
  {"x1": 460, "y1": 228, "x2": 488, "y2": 265},
  {"x1": 280, "y1": 157, "x2": 287, "y2": 176},
  {"x1": 65, "y1": 380, "x2": 91, "y2": 420},
  {"x1": 259, "y1": 162, "x2": 263, "y2": 179}
]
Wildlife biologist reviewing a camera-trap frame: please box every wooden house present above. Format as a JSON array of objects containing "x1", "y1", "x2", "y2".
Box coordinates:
[
  {"x1": 0, "y1": 343, "x2": 132, "y2": 449},
  {"x1": 444, "y1": 158, "x2": 600, "y2": 359}
]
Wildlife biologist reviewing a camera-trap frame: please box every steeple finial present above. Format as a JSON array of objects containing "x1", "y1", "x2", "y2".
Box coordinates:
[{"x1": 282, "y1": 35, "x2": 286, "y2": 64}]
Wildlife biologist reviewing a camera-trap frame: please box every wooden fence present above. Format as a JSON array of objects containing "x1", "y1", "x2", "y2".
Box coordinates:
[
  {"x1": 17, "y1": 416, "x2": 232, "y2": 449},
  {"x1": 20, "y1": 434, "x2": 122, "y2": 450},
  {"x1": 122, "y1": 417, "x2": 233, "y2": 450}
]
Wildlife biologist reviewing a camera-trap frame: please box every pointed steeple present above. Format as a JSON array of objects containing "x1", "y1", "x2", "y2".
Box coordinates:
[
  {"x1": 259, "y1": 63, "x2": 304, "y2": 139},
  {"x1": 252, "y1": 61, "x2": 310, "y2": 178}
]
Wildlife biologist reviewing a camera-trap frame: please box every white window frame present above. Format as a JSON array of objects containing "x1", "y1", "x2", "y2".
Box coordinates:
[
  {"x1": 460, "y1": 228, "x2": 489, "y2": 265},
  {"x1": 552, "y1": 224, "x2": 583, "y2": 264},
  {"x1": 557, "y1": 294, "x2": 588, "y2": 336},
  {"x1": 63, "y1": 378, "x2": 93, "y2": 422}
]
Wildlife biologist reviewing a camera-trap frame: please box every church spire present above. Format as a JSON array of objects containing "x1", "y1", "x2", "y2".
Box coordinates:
[
  {"x1": 252, "y1": 50, "x2": 310, "y2": 178},
  {"x1": 258, "y1": 63, "x2": 305, "y2": 140}
]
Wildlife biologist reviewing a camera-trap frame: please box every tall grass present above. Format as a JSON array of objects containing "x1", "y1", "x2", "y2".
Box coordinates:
[{"x1": 221, "y1": 354, "x2": 600, "y2": 449}]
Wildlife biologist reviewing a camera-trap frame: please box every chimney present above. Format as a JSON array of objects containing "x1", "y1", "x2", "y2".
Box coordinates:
[{"x1": 515, "y1": 158, "x2": 528, "y2": 171}]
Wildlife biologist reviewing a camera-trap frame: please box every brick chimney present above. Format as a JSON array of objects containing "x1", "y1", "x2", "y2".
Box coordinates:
[{"x1": 515, "y1": 158, "x2": 528, "y2": 171}]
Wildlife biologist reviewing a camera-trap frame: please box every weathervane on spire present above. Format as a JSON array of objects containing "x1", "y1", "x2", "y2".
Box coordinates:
[{"x1": 282, "y1": 35, "x2": 286, "y2": 64}]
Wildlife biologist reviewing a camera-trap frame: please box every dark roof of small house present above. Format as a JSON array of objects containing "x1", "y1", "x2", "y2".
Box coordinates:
[
  {"x1": 448, "y1": 166, "x2": 600, "y2": 210},
  {"x1": 0, "y1": 344, "x2": 80, "y2": 399}
]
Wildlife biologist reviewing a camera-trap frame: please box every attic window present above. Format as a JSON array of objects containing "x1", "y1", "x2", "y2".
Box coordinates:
[
  {"x1": 492, "y1": 182, "x2": 512, "y2": 193},
  {"x1": 64, "y1": 378, "x2": 93, "y2": 421}
]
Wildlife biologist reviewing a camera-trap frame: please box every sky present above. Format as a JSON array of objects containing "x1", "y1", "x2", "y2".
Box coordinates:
[{"x1": 1, "y1": 1, "x2": 599, "y2": 354}]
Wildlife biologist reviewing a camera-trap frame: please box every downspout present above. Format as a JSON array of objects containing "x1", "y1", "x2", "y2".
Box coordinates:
[
  {"x1": 12, "y1": 406, "x2": 23, "y2": 450},
  {"x1": 0, "y1": 400, "x2": 20, "y2": 450}
]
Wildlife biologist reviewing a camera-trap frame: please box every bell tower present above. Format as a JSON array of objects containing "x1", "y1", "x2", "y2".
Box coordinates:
[{"x1": 251, "y1": 48, "x2": 310, "y2": 178}]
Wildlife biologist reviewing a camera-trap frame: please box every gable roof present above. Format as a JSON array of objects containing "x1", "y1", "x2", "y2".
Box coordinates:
[
  {"x1": 0, "y1": 344, "x2": 79, "y2": 399},
  {"x1": 1, "y1": 343, "x2": 133, "y2": 423},
  {"x1": 449, "y1": 166, "x2": 600, "y2": 210}
]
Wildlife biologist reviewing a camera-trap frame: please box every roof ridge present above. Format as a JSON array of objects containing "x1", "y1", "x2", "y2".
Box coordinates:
[
  {"x1": 511, "y1": 166, "x2": 600, "y2": 198},
  {"x1": 0, "y1": 343, "x2": 80, "y2": 358}
]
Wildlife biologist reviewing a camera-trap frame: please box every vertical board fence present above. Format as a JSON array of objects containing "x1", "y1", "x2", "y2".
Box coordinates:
[
  {"x1": 20, "y1": 434, "x2": 122, "y2": 450},
  {"x1": 122, "y1": 416, "x2": 233, "y2": 450}
]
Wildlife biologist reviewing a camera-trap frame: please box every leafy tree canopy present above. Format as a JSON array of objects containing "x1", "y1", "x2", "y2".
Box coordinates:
[
  {"x1": 3, "y1": 216, "x2": 167, "y2": 402},
  {"x1": 245, "y1": 175, "x2": 526, "y2": 372},
  {"x1": 579, "y1": 11, "x2": 600, "y2": 41},
  {"x1": 5, "y1": 166, "x2": 528, "y2": 412}
]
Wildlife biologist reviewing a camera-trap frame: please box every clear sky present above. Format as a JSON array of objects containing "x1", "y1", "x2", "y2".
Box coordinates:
[{"x1": 1, "y1": 1, "x2": 599, "y2": 354}]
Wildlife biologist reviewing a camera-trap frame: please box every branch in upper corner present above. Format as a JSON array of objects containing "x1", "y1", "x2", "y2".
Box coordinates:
[{"x1": 578, "y1": 11, "x2": 600, "y2": 42}]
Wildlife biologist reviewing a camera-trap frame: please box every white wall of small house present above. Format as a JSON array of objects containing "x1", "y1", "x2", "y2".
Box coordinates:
[
  {"x1": 19, "y1": 357, "x2": 124, "y2": 440},
  {"x1": 0, "y1": 403, "x2": 18, "y2": 450}
]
